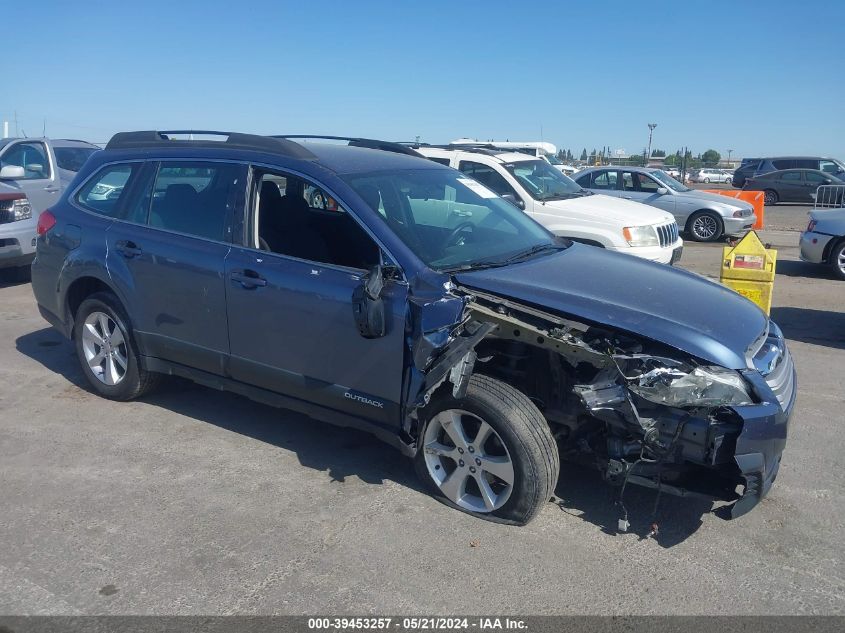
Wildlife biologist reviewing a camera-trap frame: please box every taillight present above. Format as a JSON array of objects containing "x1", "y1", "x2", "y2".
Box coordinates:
[
  {"x1": 37, "y1": 209, "x2": 57, "y2": 236},
  {"x1": 807, "y1": 219, "x2": 817, "y2": 233}
]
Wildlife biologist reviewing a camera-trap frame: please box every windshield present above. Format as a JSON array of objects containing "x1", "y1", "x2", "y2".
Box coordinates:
[
  {"x1": 650, "y1": 169, "x2": 690, "y2": 192},
  {"x1": 344, "y1": 168, "x2": 560, "y2": 272},
  {"x1": 504, "y1": 159, "x2": 582, "y2": 200}
]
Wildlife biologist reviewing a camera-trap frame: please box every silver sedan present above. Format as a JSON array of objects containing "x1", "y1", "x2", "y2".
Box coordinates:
[{"x1": 575, "y1": 166, "x2": 756, "y2": 242}]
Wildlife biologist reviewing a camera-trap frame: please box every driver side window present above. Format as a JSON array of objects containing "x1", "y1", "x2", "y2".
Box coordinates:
[
  {"x1": 458, "y1": 161, "x2": 518, "y2": 199},
  {"x1": 636, "y1": 174, "x2": 660, "y2": 192},
  {"x1": 252, "y1": 170, "x2": 381, "y2": 271}
]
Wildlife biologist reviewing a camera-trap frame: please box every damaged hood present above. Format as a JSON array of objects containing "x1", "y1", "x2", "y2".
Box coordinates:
[{"x1": 455, "y1": 244, "x2": 768, "y2": 370}]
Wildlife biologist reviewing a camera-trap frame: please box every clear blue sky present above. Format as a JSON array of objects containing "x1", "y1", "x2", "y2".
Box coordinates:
[{"x1": 4, "y1": 0, "x2": 844, "y2": 159}]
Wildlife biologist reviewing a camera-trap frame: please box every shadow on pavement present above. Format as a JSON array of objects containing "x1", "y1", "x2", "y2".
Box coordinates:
[
  {"x1": 18, "y1": 327, "x2": 718, "y2": 543},
  {"x1": 553, "y1": 462, "x2": 715, "y2": 548},
  {"x1": 15, "y1": 327, "x2": 420, "y2": 493},
  {"x1": 775, "y1": 259, "x2": 834, "y2": 279},
  {"x1": 770, "y1": 306, "x2": 845, "y2": 350}
]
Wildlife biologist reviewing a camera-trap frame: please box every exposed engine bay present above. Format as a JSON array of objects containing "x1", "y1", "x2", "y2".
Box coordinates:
[{"x1": 404, "y1": 284, "x2": 764, "y2": 527}]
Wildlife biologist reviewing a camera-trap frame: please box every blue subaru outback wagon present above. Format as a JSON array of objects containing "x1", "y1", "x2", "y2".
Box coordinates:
[{"x1": 31, "y1": 131, "x2": 796, "y2": 526}]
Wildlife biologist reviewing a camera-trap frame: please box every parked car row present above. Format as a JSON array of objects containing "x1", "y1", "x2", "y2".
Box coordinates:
[
  {"x1": 29, "y1": 130, "x2": 795, "y2": 526},
  {"x1": 415, "y1": 145, "x2": 683, "y2": 263},
  {"x1": 573, "y1": 166, "x2": 755, "y2": 242},
  {"x1": 732, "y1": 156, "x2": 845, "y2": 188}
]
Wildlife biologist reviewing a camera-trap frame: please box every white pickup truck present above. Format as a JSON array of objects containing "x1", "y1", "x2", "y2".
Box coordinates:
[
  {"x1": 0, "y1": 138, "x2": 99, "y2": 278},
  {"x1": 416, "y1": 146, "x2": 683, "y2": 264}
]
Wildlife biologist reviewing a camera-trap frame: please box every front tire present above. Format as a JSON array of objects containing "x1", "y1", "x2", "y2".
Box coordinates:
[
  {"x1": 830, "y1": 239, "x2": 845, "y2": 281},
  {"x1": 73, "y1": 292, "x2": 160, "y2": 401},
  {"x1": 687, "y1": 211, "x2": 724, "y2": 242},
  {"x1": 414, "y1": 374, "x2": 559, "y2": 526}
]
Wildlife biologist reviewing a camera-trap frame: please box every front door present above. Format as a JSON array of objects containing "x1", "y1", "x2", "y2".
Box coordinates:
[
  {"x1": 225, "y1": 169, "x2": 408, "y2": 428},
  {"x1": 0, "y1": 140, "x2": 60, "y2": 214}
]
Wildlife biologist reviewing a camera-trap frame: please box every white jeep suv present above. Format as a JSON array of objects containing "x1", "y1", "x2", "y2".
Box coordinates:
[{"x1": 416, "y1": 146, "x2": 683, "y2": 264}]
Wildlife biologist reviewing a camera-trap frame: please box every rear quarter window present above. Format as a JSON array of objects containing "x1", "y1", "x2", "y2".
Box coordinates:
[{"x1": 75, "y1": 164, "x2": 138, "y2": 217}]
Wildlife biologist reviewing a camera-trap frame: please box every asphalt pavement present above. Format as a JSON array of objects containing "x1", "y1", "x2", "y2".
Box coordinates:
[{"x1": 1, "y1": 206, "x2": 843, "y2": 615}]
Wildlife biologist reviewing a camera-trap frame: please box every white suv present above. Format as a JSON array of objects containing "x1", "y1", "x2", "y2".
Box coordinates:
[{"x1": 416, "y1": 146, "x2": 683, "y2": 264}]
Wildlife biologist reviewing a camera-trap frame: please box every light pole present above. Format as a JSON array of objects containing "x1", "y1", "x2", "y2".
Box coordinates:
[
  {"x1": 727, "y1": 148, "x2": 733, "y2": 167},
  {"x1": 646, "y1": 123, "x2": 657, "y2": 166}
]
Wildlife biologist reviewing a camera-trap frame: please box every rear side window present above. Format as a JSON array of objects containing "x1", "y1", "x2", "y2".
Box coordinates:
[
  {"x1": 591, "y1": 171, "x2": 618, "y2": 190},
  {"x1": 1, "y1": 141, "x2": 52, "y2": 180},
  {"x1": 149, "y1": 162, "x2": 243, "y2": 241},
  {"x1": 781, "y1": 171, "x2": 801, "y2": 181},
  {"x1": 76, "y1": 164, "x2": 138, "y2": 217}
]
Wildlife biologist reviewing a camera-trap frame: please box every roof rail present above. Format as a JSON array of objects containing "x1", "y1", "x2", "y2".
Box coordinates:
[
  {"x1": 273, "y1": 135, "x2": 423, "y2": 157},
  {"x1": 105, "y1": 130, "x2": 316, "y2": 159},
  {"x1": 409, "y1": 143, "x2": 505, "y2": 158}
]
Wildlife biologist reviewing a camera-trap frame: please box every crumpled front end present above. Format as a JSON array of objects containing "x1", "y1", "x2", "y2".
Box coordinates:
[{"x1": 407, "y1": 285, "x2": 796, "y2": 523}]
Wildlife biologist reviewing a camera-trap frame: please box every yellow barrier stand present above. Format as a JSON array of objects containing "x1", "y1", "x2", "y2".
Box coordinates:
[{"x1": 720, "y1": 230, "x2": 777, "y2": 314}]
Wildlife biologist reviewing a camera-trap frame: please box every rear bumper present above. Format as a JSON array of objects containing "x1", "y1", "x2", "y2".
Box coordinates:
[{"x1": 799, "y1": 231, "x2": 834, "y2": 264}]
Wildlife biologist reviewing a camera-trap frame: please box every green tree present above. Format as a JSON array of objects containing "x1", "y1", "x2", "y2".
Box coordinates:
[
  {"x1": 580, "y1": 148, "x2": 588, "y2": 161},
  {"x1": 652, "y1": 149, "x2": 666, "y2": 157},
  {"x1": 701, "y1": 149, "x2": 721, "y2": 166}
]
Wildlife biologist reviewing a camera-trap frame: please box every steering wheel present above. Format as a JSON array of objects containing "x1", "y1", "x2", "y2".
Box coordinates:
[{"x1": 442, "y1": 221, "x2": 475, "y2": 253}]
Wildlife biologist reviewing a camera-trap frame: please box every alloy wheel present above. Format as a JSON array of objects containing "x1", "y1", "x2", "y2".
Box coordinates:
[
  {"x1": 764, "y1": 190, "x2": 777, "y2": 205},
  {"x1": 81, "y1": 311, "x2": 128, "y2": 386},
  {"x1": 422, "y1": 409, "x2": 514, "y2": 513},
  {"x1": 692, "y1": 214, "x2": 719, "y2": 240},
  {"x1": 836, "y1": 245, "x2": 845, "y2": 276}
]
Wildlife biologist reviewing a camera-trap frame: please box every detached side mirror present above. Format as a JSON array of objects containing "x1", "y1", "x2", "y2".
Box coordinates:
[
  {"x1": 502, "y1": 193, "x2": 525, "y2": 209},
  {"x1": 352, "y1": 265, "x2": 386, "y2": 338},
  {"x1": 656, "y1": 187, "x2": 669, "y2": 195},
  {"x1": 0, "y1": 165, "x2": 25, "y2": 180}
]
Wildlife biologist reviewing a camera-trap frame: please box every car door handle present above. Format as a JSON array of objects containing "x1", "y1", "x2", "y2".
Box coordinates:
[
  {"x1": 231, "y1": 270, "x2": 267, "y2": 289},
  {"x1": 452, "y1": 209, "x2": 473, "y2": 217},
  {"x1": 44, "y1": 186, "x2": 60, "y2": 193},
  {"x1": 115, "y1": 240, "x2": 142, "y2": 258},
  {"x1": 622, "y1": 195, "x2": 633, "y2": 199}
]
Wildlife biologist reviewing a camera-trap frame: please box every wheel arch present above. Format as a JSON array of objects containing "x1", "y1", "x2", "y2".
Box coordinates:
[{"x1": 63, "y1": 274, "x2": 127, "y2": 339}]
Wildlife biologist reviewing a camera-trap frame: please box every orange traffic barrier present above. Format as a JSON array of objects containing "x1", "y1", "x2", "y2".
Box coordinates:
[{"x1": 702, "y1": 189, "x2": 765, "y2": 230}]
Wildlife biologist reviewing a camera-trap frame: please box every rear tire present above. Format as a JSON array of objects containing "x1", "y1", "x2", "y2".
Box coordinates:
[
  {"x1": 830, "y1": 239, "x2": 845, "y2": 281},
  {"x1": 764, "y1": 189, "x2": 778, "y2": 206},
  {"x1": 73, "y1": 292, "x2": 160, "y2": 401},
  {"x1": 414, "y1": 374, "x2": 559, "y2": 526}
]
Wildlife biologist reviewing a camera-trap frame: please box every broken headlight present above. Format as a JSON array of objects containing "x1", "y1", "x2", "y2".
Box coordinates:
[{"x1": 621, "y1": 356, "x2": 754, "y2": 408}]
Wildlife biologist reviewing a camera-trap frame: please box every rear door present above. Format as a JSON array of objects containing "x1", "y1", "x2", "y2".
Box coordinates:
[
  {"x1": 103, "y1": 159, "x2": 246, "y2": 374},
  {"x1": 224, "y1": 167, "x2": 408, "y2": 427},
  {"x1": 0, "y1": 140, "x2": 60, "y2": 214},
  {"x1": 583, "y1": 169, "x2": 621, "y2": 197},
  {"x1": 777, "y1": 170, "x2": 804, "y2": 202}
]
